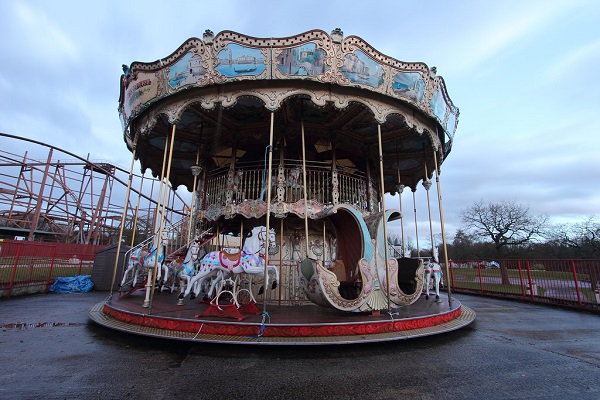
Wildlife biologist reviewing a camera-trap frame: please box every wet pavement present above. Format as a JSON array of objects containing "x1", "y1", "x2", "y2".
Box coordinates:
[{"x1": 1, "y1": 292, "x2": 599, "y2": 400}]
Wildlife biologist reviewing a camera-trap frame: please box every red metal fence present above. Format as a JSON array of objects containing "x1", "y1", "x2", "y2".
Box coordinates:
[
  {"x1": 447, "y1": 259, "x2": 600, "y2": 312},
  {"x1": 3, "y1": 243, "x2": 600, "y2": 313},
  {"x1": 0, "y1": 239, "x2": 105, "y2": 299}
]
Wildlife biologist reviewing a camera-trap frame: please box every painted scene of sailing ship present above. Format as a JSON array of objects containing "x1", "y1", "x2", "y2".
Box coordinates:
[
  {"x1": 216, "y1": 44, "x2": 267, "y2": 77},
  {"x1": 277, "y1": 43, "x2": 328, "y2": 76},
  {"x1": 392, "y1": 71, "x2": 425, "y2": 103},
  {"x1": 168, "y1": 52, "x2": 206, "y2": 89},
  {"x1": 340, "y1": 50, "x2": 384, "y2": 88}
]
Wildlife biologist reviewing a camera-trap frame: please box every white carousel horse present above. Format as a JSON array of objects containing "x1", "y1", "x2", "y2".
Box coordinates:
[
  {"x1": 159, "y1": 257, "x2": 185, "y2": 293},
  {"x1": 165, "y1": 239, "x2": 203, "y2": 295},
  {"x1": 424, "y1": 258, "x2": 443, "y2": 301},
  {"x1": 179, "y1": 226, "x2": 279, "y2": 301},
  {"x1": 120, "y1": 232, "x2": 168, "y2": 288}
]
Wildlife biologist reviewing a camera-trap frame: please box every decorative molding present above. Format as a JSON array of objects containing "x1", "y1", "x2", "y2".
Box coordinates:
[
  {"x1": 133, "y1": 85, "x2": 442, "y2": 151},
  {"x1": 120, "y1": 29, "x2": 459, "y2": 140}
]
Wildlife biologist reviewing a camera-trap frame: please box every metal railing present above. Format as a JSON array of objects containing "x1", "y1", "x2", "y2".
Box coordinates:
[
  {"x1": 202, "y1": 160, "x2": 373, "y2": 212},
  {"x1": 447, "y1": 259, "x2": 600, "y2": 312},
  {"x1": 0, "y1": 240, "x2": 103, "y2": 298},
  {"x1": 4, "y1": 240, "x2": 599, "y2": 314}
]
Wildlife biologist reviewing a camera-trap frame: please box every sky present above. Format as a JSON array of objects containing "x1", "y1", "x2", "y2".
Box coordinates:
[{"x1": 0, "y1": 0, "x2": 599, "y2": 242}]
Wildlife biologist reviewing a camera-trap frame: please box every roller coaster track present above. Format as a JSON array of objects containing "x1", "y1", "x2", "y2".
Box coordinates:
[{"x1": 0, "y1": 132, "x2": 190, "y2": 245}]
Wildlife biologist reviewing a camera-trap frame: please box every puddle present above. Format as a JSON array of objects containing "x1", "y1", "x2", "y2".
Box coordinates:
[{"x1": 1, "y1": 322, "x2": 86, "y2": 330}]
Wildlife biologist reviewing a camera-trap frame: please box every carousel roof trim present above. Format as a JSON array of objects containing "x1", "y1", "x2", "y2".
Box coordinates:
[{"x1": 119, "y1": 28, "x2": 459, "y2": 138}]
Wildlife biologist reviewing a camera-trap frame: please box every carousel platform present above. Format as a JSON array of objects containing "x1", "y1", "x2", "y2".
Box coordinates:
[{"x1": 88, "y1": 290, "x2": 475, "y2": 345}]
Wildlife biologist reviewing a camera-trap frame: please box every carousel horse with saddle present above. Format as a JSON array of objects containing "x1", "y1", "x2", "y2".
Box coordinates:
[
  {"x1": 178, "y1": 226, "x2": 279, "y2": 302},
  {"x1": 120, "y1": 232, "x2": 168, "y2": 288}
]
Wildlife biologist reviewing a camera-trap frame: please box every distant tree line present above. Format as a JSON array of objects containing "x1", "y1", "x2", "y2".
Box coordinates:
[{"x1": 447, "y1": 200, "x2": 599, "y2": 260}]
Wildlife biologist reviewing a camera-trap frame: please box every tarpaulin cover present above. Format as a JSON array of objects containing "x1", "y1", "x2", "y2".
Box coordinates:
[{"x1": 50, "y1": 275, "x2": 94, "y2": 293}]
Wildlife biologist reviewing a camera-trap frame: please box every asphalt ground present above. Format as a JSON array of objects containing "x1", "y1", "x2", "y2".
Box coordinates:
[{"x1": 1, "y1": 292, "x2": 599, "y2": 400}]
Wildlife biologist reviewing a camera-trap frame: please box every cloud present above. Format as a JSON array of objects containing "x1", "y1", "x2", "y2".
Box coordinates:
[
  {"x1": 541, "y1": 39, "x2": 600, "y2": 84},
  {"x1": 440, "y1": 1, "x2": 588, "y2": 76},
  {"x1": 12, "y1": 2, "x2": 79, "y2": 63}
]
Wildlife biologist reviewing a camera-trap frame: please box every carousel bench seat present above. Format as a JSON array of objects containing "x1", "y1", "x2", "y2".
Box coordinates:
[
  {"x1": 331, "y1": 260, "x2": 361, "y2": 300},
  {"x1": 396, "y1": 257, "x2": 421, "y2": 294}
]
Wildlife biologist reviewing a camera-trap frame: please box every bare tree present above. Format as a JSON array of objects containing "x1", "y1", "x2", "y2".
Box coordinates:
[
  {"x1": 460, "y1": 200, "x2": 548, "y2": 284},
  {"x1": 461, "y1": 200, "x2": 548, "y2": 253},
  {"x1": 549, "y1": 216, "x2": 600, "y2": 258}
]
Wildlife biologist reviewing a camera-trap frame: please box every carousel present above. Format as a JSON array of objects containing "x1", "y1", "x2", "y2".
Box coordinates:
[{"x1": 89, "y1": 28, "x2": 475, "y2": 345}]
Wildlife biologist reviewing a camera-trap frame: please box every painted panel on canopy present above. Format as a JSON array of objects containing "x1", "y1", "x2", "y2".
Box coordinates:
[
  {"x1": 341, "y1": 50, "x2": 385, "y2": 88},
  {"x1": 392, "y1": 71, "x2": 426, "y2": 103},
  {"x1": 122, "y1": 71, "x2": 160, "y2": 123},
  {"x1": 445, "y1": 109, "x2": 457, "y2": 137},
  {"x1": 429, "y1": 87, "x2": 448, "y2": 125},
  {"x1": 167, "y1": 52, "x2": 206, "y2": 89},
  {"x1": 216, "y1": 44, "x2": 267, "y2": 77},
  {"x1": 276, "y1": 43, "x2": 329, "y2": 76}
]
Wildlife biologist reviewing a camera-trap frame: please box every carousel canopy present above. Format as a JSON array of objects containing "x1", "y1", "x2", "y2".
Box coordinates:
[{"x1": 118, "y1": 29, "x2": 459, "y2": 192}]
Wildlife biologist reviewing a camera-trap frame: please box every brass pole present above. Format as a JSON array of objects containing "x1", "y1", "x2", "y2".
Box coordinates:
[
  {"x1": 129, "y1": 174, "x2": 145, "y2": 248},
  {"x1": 153, "y1": 133, "x2": 170, "y2": 233},
  {"x1": 109, "y1": 131, "x2": 139, "y2": 296},
  {"x1": 301, "y1": 119, "x2": 310, "y2": 258},
  {"x1": 424, "y1": 163, "x2": 435, "y2": 258},
  {"x1": 413, "y1": 189, "x2": 420, "y2": 257},
  {"x1": 433, "y1": 149, "x2": 452, "y2": 305},
  {"x1": 188, "y1": 149, "x2": 201, "y2": 242},
  {"x1": 262, "y1": 111, "x2": 275, "y2": 314},
  {"x1": 397, "y1": 161, "x2": 406, "y2": 256},
  {"x1": 377, "y1": 124, "x2": 391, "y2": 311},
  {"x1": 130, "y1": 206, "x2": 139, "y2": 248},
  {"x1": 279, "y1": 218, "x2": 284, "y2": 305},
  {"x1": 142, "y1": 132, "x2": 169, "y2": 307},
  {"x1": 145, "y1": 125, "x2": 176, "y2": 309},
  {"x1": 322, "y1": 221, "x2": 326, "y2": 266}
]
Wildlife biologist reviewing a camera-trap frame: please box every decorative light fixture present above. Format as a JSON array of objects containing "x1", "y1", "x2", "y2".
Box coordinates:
[
  {"x1": 422, "y1": 179, "x2": 432, "y2": 191},
  {"x1": 190, "y1": 165, "x2": 202, "y2": 176}
]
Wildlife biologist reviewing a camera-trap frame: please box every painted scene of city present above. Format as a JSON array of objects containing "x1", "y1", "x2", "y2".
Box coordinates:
[
  {"x1": 392, "y1": 71, "x2": 425, "y2": 103},
  {"x1": 276, "y1": 43, "x2": 328, "y2": 76},
  {"x1": 167, "y1": 52, "x2": 206, "y2": 89},
  {"x1": 216, "y1": 43, "x2": 267, "y2": 77},
  {"x1": 340, "y1": 50, "x2": 384, "y2": 88}
]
